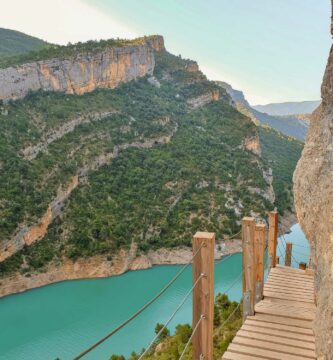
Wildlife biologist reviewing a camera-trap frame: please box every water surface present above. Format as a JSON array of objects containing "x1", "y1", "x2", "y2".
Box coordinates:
[{"x1": 0, "y1": 223, "x2": 309, "y2": 360}]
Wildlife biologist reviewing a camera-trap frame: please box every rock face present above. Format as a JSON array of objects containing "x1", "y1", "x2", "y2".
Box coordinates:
[
  {"x1": 187, "y1": 89, "x2": 220, "y2": 109},
  {"x1": 0, "y1": 37, "x2": 165, "y2": 102},
  {"x1": 244, "y1": 135, "x2": 261, "y2": 156},
  {"x1": 293, "y1": 4, "x2": 333, "y2": 358}
]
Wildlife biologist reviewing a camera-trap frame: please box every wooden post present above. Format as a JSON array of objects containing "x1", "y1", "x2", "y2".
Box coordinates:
[
  {"x1": 268, "y1": 211, "x2": 278, "y2": 269},
  {"x1": 254, "y1": 224, "x2": 266, "y2": 303},
  {"x1": 192, "y1": 232, "x2": 215, "y2": 360},
  {"x1": 276, "y1": 256, "x2": 280, "y2": 264},
  {"x1": 285, "y1": 242, "x2": 292, "y2": 267},
  {"x1": 299, "y1": 262, "x2": 307, "y2": 270},
  {"x1": 242, "y1": 217, "x2": 256, "y2": 321}
]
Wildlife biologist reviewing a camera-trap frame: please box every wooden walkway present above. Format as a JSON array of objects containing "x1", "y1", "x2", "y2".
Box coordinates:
[{"x1": 222, "y1": 265, "x2": 317, "y2": 360}]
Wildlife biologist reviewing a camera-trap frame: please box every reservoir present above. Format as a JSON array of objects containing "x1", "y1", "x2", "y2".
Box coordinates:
[{"x1": 0, "y1": 224, "x2": 309, "y2": 360}]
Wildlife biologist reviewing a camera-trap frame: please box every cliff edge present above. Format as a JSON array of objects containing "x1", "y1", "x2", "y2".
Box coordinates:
[
  {"x1": 293, "y1": 3, "x2": 333, "y2": 358},
  {"x1": 0, "y1": 35, "x2": 164, "y2": 102}
]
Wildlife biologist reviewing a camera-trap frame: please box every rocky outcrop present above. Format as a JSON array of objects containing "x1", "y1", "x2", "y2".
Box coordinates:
[
  {"x1": 185, "y1": 61, "x2": 199, "y2": 72},
  {"x1": 293, "y1": 4, "x2": 333, "y2": 358},
  {"x1": 0, "y1": 36, "x2": 166, "y2": 102},
  {"x1": 144, "y1": 35, "x2": 165, "y2": 52},
  {"x1": 187, "y1": 89, "x2": 220, "y2": 109},
  {"x1": 243, "y1": 134, "x2": 261, "y2": 156}
]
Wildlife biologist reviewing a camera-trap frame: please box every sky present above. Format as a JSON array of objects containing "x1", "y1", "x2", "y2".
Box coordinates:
[{"x1": 0, "y1": 0, "x2": 331, "y2": 104}]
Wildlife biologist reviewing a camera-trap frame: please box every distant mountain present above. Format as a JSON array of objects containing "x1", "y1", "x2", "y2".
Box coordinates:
[
  {"x1": 216, "y1": 82, "x2": 310, "y2": 141},
  {"x1": 253, "y1": 101, "x2": 320, "y2": 116},
  {"x1": 0, "y1": 28, "x2": 48, "y2": 57}
]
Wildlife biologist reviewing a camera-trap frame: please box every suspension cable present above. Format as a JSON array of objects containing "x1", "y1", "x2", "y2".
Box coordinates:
[
  {"x1": 219, "y1": 299, "x2": 242, "y2": 329},
  {"x1": 227, "y1": 230, "x2": 241, "y2": 239},
  {"x1": 178, "y1": 314, "x2": 205, "y2": 360},
  {"x1": 216, "y1": 253, "x2": 234, "y2": 265},
  {"x1": 73, "y1": 243, "x2": 204, "y2": 359},
  {"x1": 223, "y1": 270, "x2": 243, "y2": 295},
  {"x1": 138, "y1": 273, "x2": 204, "y2": 360},
  {"x1": 278, "y1": 230, "x2": 301, "y2": 265}
]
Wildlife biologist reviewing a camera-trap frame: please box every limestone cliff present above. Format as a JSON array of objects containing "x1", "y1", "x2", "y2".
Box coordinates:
[
  {"x1": 187, "y1": 89, "x2": 220, "y2": 109},
  {"x1": 0, "y1": 36, "x2": 165, "y2": 102},
  {"x1": 293, "y1": 4, "x2": 333, "y2": 358}
]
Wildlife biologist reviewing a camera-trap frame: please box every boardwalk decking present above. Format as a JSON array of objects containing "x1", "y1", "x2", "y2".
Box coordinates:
[{"x1": 222, "y1": 265, "x2": 316, "y2": 360}]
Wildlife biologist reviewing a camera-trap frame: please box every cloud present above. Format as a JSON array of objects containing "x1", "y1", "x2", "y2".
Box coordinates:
[{"x1": 0, "y1": 0, "x2": 138, "y2": 44}]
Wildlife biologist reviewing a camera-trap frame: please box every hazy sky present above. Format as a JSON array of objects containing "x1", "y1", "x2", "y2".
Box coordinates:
[{"x1": 0, "y1": 0, "x2": 331, "y2": 104}]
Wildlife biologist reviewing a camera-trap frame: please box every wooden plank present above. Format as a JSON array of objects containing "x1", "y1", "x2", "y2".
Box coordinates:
[
  {"x1": 242, "y1": 322, "x2": 315, "y2": 341},
  {"x1": 264, "y1": 283, "x2": 315, "y2": 296},
  {"x1": 266, "y1": 278, "x2": 314, "y2": 291},
  {"x1": 236, "y1": 329, "x2": 316, "y2": 350},
  {"x1": 256, "y1": 300, "x2": 315, "y2": 316},
  {"x1": 232, "y1": 336, "x2": 316, "y2": 358},
  {"x1": 250, "y1": 313, "x2": 314, "y2": 329},
  {"x1": 268, "y1": 271, "x2": 315, "y2": 283},
  {"x1": 222, "y1": 351, "x2": 264, "y2": 360},
  {"x1": 255, "y1": 305, "x2": 315, "y2": 321},
  {"x1": 264, "y1": 285, "x2": 315, "y2": 298},
  {"x1": 268, "y1": 268, "x2": 314, "y2": 279},
  {"x1": 192, "y1": 232, "x2": 215, "y2": 360},
  {"x1": 275, "y1": 265, "x2": 313, "y2": 276},
  {"x1": 227, "y1": 343, "x2": 308, "y2": 360},
  {"x1": 263, "y1": 292, "x2": 316, "y2": 306},
  {"x1": 268, "y1": 273, "x2": 315, "y2": 285}
]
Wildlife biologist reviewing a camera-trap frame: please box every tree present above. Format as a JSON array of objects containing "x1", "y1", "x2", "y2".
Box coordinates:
[
  {"x1": 155, "y1": 323, "x2": 170, "y2": 340},
  {"x1": 110, "y1": 355, "x2": 125, "y2": 360}
]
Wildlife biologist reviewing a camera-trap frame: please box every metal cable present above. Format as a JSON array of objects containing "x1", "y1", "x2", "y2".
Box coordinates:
[
  {"x1": 292, "y1": 243, "x2": 309, "y2": 249},
  {"x1": 216, "y1": 253, "x2": 233, "y2": 265},
  {"x1": 280, "y1": 233, "x2": 300, "y2": 265},
  {"x1": 138, "y1": 273, "x2": 204, "y2": 360},
  {"x1": 277, "y1": 242, "x2": 285, "y2": 262},
  {"x1": 228, "y1": 230, "x2": 241, "y2": 239},
  {"x1": 73, "y1": 243, "x2": 204, "y2": 359},
  {"x1": 219, "y1": 299, "x2": 242, "y2": 329},
  {"x1": 223, "y1": 270, "x2": 243, "y2": 295},
  {"x1": 178, "y1": 314, "x2": 205, "y2": 360},
  {"x1": 292, "y1": 249, "x2": 309, "y2": 257}
]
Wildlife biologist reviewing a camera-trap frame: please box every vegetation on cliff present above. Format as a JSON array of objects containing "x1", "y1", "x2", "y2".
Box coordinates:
[
  {"x1": 0, "y1": 35, "x2": 161, "y2": 69},
  {"x1": 259, "y1": 126, "x2": 303, "y2": 213},
  {"x1": 0, "y1": 46, "x2": 300, "y2": 277}
]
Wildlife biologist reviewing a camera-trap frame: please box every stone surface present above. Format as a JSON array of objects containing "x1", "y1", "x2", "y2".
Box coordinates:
[
  {"x1": 293, "y1": 4, "x2": 333, "y2": 358},
  {"x1": 0, "y1": 37, "x2": 165, "y2": 102},
  {"x1": 187, "y1": 89, "x2": 220, "y2": 109}
]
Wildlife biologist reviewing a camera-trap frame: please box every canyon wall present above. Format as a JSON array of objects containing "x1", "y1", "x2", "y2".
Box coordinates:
[
  {"x1": 0, "y1": 36, "x2": 165, "y2": 102},
  {"x1": 293, "y1": 4, "x2": 333, "y2": 358}
]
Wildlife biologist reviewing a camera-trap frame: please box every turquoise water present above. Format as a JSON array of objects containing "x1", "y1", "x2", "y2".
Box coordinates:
[{"x1": 0, "y1": 224, "x2": 309, "y2": 360}]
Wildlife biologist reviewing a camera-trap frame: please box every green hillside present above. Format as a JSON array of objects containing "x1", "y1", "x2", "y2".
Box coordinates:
[
  {"x1": 0, "y1": 44, "x2": 301, "y2": 277},
  {"x1": 0, "y1": 28, "x2": 48, "y2": 57}
]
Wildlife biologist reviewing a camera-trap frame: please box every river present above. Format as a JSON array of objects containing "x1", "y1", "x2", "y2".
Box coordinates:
[{"x1": 0, "y1": 223, "x2": 310, "y2": 360}]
